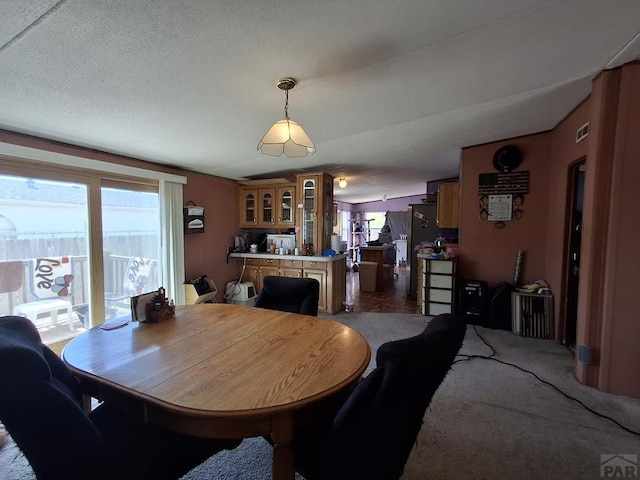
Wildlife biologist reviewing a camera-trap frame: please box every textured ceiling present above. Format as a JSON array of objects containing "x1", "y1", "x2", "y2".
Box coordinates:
[{"x1": 0, "y1": 0, "x2": 639, "y2": 203}]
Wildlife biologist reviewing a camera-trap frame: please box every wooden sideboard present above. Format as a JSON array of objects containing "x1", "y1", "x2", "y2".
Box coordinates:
[{"x1": 230, "y1": 253, "x2": 346, "y2": 314}]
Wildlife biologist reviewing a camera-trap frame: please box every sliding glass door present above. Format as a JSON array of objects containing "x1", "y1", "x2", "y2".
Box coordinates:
[
  {"x1": 0, "y1": 161, "x2": 162, "y2": 345},
  {"x1": 0, "y1": 173, "x2": 91, "y2": 344},
  {"x1": 101, "y1": 183, "x2": 161, "y2": 321}
]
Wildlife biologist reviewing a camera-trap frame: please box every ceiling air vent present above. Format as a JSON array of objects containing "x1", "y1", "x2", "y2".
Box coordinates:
[{"x1": 576, "y1": 122, "x2": 589, "y2": 143}]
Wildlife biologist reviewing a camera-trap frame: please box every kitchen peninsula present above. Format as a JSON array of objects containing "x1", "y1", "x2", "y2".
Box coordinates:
[{"x1": 230, "y1": 252, "x2": 347, "y2": 314}]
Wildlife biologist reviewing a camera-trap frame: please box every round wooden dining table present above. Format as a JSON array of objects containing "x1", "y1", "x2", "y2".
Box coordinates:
[{"x1": 62, "y1": 303, "x2": 371, "y2": 480}]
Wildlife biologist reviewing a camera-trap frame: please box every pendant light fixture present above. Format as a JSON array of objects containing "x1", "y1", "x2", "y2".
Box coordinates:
[
  {"x1": 257, "y1": 77, "x2": 316, "y2": 157},
  {"x1": 338, "y1": 178, "x2": 348, "y2": 188}
]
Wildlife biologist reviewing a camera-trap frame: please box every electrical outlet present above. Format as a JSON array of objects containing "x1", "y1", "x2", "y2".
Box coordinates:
[{"x1": 578, "y1": 345, "x2": 592, "y2": 364}]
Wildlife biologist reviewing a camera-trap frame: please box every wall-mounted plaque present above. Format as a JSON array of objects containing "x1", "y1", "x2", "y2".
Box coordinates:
[
  {"x1": 488, "y1": 194, "x2": 513, "y2": 221},
  {"x1": 478, "y1": 171, "x2": 529, "y2": 195}
]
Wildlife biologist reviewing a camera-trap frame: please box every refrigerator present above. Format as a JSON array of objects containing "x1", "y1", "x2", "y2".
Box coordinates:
[{"x1": 406, "y1": 203, "x2": 439, "y2": 300}]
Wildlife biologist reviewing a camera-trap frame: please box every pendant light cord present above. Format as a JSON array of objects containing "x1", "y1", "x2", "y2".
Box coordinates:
[{"x1": 284, "y1": 88, "x2": 290, "y2": 120}]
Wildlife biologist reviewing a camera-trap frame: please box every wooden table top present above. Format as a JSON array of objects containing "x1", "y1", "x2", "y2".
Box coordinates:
[{"x1": 62, "y1": 304, "x2": 371, "y2": 419}]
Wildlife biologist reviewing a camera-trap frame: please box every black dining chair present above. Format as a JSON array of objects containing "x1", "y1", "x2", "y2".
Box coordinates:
[
  {"x1": 289, "y1": 313, "x2": 467, "y2": 480},
  {"x1": 0, "y1": 315, "x2": 240, "y2": 480},
  {"x1": 254, "y1": 276, "x2": 320, "y2": 316}
]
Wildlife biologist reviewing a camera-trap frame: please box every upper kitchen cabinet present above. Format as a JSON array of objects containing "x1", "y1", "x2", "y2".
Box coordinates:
[
  {"x1": 239, "y1": 188, "x2": 258, "y2": 227},
  {"x1": 258, "y1": 188, "x2": 276, "y2": 226},
  {"x1": 437, "y1": 182, "x2": 460, "y2": 228},
  {"x1": 239, "y1": 179, "x2": 296, "y2": 228},
  {"x1": 276, "y1": 185, "x2": 295, "y2": 227},
  {"x1": 296, "y1": 172, "x2": 334, "y2": 255}
]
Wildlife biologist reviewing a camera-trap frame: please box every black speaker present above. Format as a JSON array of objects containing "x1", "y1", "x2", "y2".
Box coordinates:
[
  {"x1": 458, "y1": 280, "x2": 489, "y2": 326},
  {"x1": 489, "y1": 282, "x2": 515, "y2": 331}
]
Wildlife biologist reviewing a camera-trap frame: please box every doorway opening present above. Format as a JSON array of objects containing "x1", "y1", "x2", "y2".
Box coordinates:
[{"x1": 563, "y1": 160, "x2": 585, "y2": 349}]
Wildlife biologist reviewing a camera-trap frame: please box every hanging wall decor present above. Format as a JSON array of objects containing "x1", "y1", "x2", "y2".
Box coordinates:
[{"x1": 183, "y1": 201, "x2": 205, "y2": 234}]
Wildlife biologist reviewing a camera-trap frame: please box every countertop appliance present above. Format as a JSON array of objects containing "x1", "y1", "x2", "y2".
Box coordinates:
[
  {"x1": 406, "y1": 203, "x2": 438, "y2": 300},
  {"x1": 265, "y1": 233, "x2": 296, "y2": 253}
]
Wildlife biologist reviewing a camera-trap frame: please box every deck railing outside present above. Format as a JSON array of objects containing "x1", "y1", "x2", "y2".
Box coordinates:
[{"x1": 0, "y1": 254, "x2": 133, "y2": 317}]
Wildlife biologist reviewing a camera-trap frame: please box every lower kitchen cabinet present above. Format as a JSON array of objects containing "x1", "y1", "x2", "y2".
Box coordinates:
[
  {"x1": 232, "y1": 254, "x2": 346, "y2": 314},
  {"x1": 236, "y1": 258, "x2": 278, "y2": 293},
  {"x1": 240, "y1": 259, "x2": 261, "y2": 292},
  {"x1": 280, "y1": 259, "x2": 304, "y2": 279},
  {"x1": 304, "y1": 269, "x2": 328, "y2": 312}
]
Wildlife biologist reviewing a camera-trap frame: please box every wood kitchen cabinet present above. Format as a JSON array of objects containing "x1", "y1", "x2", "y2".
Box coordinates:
[
  {"x1": 239, "y1": 188, "x2": 258, "y2": 227},
  {"x1": 303, "y1": 259, "x2": 329, "y2": 312},
  {"x1": 280, "y1": 258, "x2": 303, "y2": 278},
  {"x1": 238, "y1": 258, "x2": 280, "y2": 292},
  {"x1": 436, "y1": 182, "x2": 460, "y2": 228},
  {"x1": 240, "y1": 258, "x2": 261, "y2": 291},
  {"x1": 232, "y1": 254, "x2": 346, "y2": 314},
  {"x1": 239, "y1": 181, "x2": 296, "y2": 228},
  {"x1": 258, "y1": 188, "x2": 276, "y2": 227},
  {"x1": 296, "y1": 172, "x2": 334, "y2": 255},
  {"x1": 276, "y1": 185, "x2": 295, "y2": 227}
]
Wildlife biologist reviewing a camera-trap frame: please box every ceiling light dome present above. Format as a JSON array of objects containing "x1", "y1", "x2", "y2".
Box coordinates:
[
  {"x1": 338, "y1": 178, "x2": 348, "y2": 188},
  {"x1": 258, "y1": 78, "x2": 315, "y2": 157}
]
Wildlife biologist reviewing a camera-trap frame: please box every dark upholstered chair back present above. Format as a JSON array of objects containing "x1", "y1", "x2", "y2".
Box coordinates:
[
  {"x1": 254, "y1": 276, "x2": 320, "y2": 316},
  {"x1": 0, "y1": 315, "x2": 108, "y2": 478},
  {"x1": 295, "y1": 313, "x2": 466, "y2": 480},
  {"x1": 0, "y1": 315, "x2": 239, "y2": 480}
]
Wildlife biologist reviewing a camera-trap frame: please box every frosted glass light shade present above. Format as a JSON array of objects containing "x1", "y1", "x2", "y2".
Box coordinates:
[
  {"x1": 338, "y1": 178, "x2": 348, "y2": 188},
  {"x1": 257, "y1": 119, "x2": 316, "y2": 157}
]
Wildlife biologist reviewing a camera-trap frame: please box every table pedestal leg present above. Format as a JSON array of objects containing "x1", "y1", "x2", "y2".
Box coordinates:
[{"x1": 271, "y1": 412, "x2": 295, "y2": 480}]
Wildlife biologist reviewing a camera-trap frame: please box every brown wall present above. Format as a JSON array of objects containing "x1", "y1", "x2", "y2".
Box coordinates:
[
  {"x1": 0, "y1": 130, "x2": 241, "y2": 296},
  {"x1": 588, "y1": 64, "x2": 640, "y2": 398},
  {"x1": 546, "y1": 99, "x2": 590, "y2": 339},
  {"x1": 459, "y1": 62, "x2": 640, "y2": 399},
  {"x1": 458, "y1": 133, "x2": 552, "y2": 287},
  {"x1": 182, "y1": 172, "x2": 239, "y2": 290}
]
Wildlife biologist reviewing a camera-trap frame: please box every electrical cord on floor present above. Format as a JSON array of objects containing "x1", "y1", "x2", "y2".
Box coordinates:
[{"x1": 453, "y1": 324, "x2": 640, "y2": 437}]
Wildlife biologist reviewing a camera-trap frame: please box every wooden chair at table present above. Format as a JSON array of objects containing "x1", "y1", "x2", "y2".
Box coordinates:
[
  {"x1": 287, "y1": 313, "x2": 467, "y2": 480},
  {"x1": 254, "y1": 276, "x2": 320, "y2": 316},
  {"x1": 0, "y1": 315, "x2": 241, "y2": 480}
]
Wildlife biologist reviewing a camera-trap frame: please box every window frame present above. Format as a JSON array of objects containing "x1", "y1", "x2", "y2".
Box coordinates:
[{"x1": 0, "y1": 155, "x2": 169, "y2": 327}]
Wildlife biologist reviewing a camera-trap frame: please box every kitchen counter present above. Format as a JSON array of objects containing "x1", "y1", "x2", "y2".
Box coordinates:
[
  {"x1": 229, "y1": 253, "x2": 347, "y2": 314},
  {"x1": 230, "y1": 252, "x2": 347, "y2": 262}
]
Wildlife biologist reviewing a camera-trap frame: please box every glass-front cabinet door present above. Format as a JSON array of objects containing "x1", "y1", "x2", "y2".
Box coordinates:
[
  {"x1": 260, "y1": 188, "x2": 275, "y2": 226},
  {"x1": 277, "y1": 185, "x2": 295, "y2": 226},
  {"x1": 301, "y1": 179, "x2": 316, "y2": 252},
  {"x1": 296, "y1": 172, "x2": 334, "y2": 255},
  {"x1": 239, "y1": 188, "x2": 257, "y2": 227}
]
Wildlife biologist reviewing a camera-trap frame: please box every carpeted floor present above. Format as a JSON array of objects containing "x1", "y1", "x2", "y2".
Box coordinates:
[
  {"x1": 183, "y1": 312, "x2": 640, "y2": 479},
  {"x1": 2, "y1": 312, "x2": 640, "y2": 479}
]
